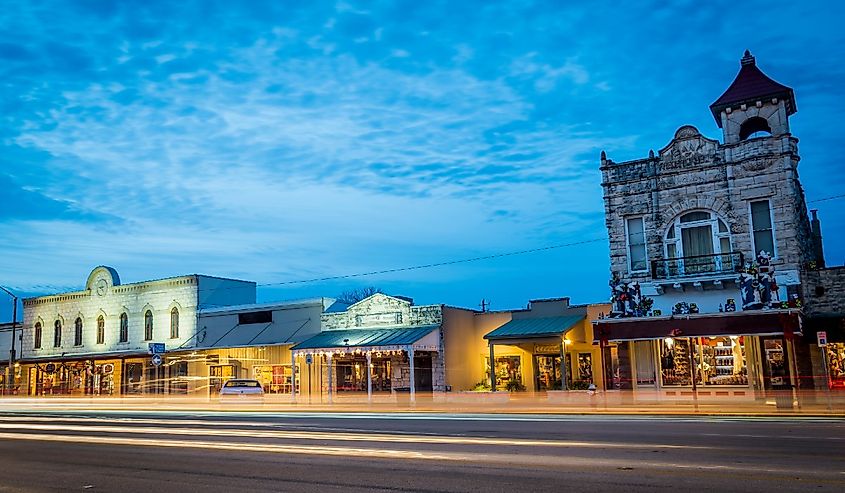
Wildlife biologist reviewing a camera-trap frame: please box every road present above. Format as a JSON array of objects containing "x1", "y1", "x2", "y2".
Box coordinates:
[{"x1": 0, "y1": 410, "x2": 842, "y2": 492}]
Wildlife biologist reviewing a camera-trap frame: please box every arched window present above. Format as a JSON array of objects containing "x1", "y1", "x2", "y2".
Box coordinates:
[
  {"x1": 34, "y1": 322, "x2": 42, "y2": 349},
  {"x1": 170, "y1": 307, "x2": 179, "y2": 339},
  {"x1": 74, "y1": 317, "x2": 83, "y2": 346},
  {"x1": 54, "y1": 320, "x2": 62, "y2": 347},
  {"x1": 144, "y1": 310, "x2": 153, "y2": 341},
  {"x1": 739, "y1": 116, "x2": 772, "y2": 141},
  {"x1": 97, "y1": 316, "x2": 105, "y2": 345},
  {"x1": 664, "y1": 210, "x2": 733, "y2": 275},
  {"x1": 119, "y1": 313, "x2": 129, "y2": 343}
]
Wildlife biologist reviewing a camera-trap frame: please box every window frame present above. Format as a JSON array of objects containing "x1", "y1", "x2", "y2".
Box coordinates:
[
  {"x1": 144, "y1": 310, "x2": 154, "y2": 341},
  {"x1": 664, "y1": 210, "x2": 732, "y2": 259},
  {"x1": 54, "y1": 320, "x2": 62, "y2": 348},
  {"x1": 748, "y1": 200, "x2": 777, "y2": 259},
  {"x1": 624, "y1": 216, "x2": 649, "y2": 273},
  {"x1": 170, "y1": 307, "x2": 179, "y2": 339},
  {"x1": 119, "y1": 313, "x2": 129, "y2": 343},
  {"x1": 96, "y1": 315, "x2": 105, "y2": 345},
  {"x1": 74, "y1": 317, "x2": 83, "y2": 347},
  {"x1": 34, "y1": 322, "x2": 42, "y2": 349}
]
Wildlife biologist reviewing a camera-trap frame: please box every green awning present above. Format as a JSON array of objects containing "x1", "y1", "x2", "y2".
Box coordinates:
[
  {"x1": 292, "y1": 325, "x2": 439, "y2": 351},
  {"x1": 483, "y1": 315, "x2": 584, "y2": 341}
]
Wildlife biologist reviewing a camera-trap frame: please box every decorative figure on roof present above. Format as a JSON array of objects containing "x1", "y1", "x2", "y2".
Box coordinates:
[
  {"x1": 738, "y1": 251, "x2": 779, "y2": 310},
  {"x1": 609, "y1": 273, "x2": 654, "y2": 318}
]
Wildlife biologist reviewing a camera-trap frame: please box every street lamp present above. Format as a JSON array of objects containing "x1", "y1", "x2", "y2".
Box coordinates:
[{"x1": 0, "y1": 286, "x2": 18, "y2": 395}]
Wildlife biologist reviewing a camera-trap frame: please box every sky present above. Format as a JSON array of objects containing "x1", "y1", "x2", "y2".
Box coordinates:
[{"x1": 2, "y1": 0, "x2": 844, "y2": 320}]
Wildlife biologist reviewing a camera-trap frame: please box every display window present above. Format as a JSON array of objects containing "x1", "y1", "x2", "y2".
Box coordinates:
[
  {"x1": 334, "y1": 358, "x2": 392, "y2": 392},
  {"x1": 660, "y1": 336, "x2": 747, "y2": 387},
  {"x1": 825, "y1": 343, "x2": 845, "y2": 390},
  {"x1": 485, "y1": 355, "x2": 523, "y2": 391}
]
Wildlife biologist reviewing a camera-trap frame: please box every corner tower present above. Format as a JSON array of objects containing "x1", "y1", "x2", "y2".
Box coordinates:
[{"x1": 710, "y1": 50, "x2": 796, "y2": 144}]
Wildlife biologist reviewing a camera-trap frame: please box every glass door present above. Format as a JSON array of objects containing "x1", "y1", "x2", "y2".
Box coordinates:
[{"x1": 534, "y1": 355, "x2": 561, "y2": 391}]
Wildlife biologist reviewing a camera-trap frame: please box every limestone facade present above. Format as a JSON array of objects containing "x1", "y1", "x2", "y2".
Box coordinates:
[
  {"x1": 20, "y1": 266, "x2": 256, "y2": 360},
  {"x1": 600, "y1": 53, "x2": 817, "y2": 314}
]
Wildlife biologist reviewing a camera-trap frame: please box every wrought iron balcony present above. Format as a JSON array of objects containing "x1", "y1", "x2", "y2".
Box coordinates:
[{"x1": 651, "y1": 252, "x2": 744, "y2": 280}]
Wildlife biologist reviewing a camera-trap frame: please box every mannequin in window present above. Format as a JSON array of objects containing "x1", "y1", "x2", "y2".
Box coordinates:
[{"x1": 731, "y1": 337, "x2": 744, "y2": 375}]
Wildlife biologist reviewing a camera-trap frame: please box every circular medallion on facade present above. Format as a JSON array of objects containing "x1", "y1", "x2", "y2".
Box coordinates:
[{"x1": 96, "y1": 278, "x2": 108, "y2": 296}]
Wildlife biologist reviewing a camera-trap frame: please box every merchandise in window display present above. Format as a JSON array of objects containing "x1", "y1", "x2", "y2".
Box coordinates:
[
  {"x1": 826, "y1": 343, "x2": 845, "y2": 389},
  {"x1": 661, "y1": 338, "x2": 692, "y2": 386}
]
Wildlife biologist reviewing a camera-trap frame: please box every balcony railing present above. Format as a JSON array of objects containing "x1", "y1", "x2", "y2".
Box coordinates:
[{"x1": 651, "y1": 252, "x2": 744, "y2": 280}]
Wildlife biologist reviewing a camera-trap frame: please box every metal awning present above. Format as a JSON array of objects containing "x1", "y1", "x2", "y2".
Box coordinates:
[
  {"x1": 592, "y1": 310, "x2": 802, "y2": 342},
  {"x1": 483, "y1": 314, "x2": 584, "y2": 341},
  {"x1": 291, "y1": 325, "x2": 440, "y2": 354}
]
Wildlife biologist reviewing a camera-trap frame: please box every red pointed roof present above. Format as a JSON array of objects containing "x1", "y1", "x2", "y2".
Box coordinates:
[{"x1": 709, "y1": 51, "x2": 795, "y2": 127}]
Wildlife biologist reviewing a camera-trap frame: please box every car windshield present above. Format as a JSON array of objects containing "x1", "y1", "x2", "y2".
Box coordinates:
[{"x1": 224, "y1": 380, "x2": 260, "y2": 388}]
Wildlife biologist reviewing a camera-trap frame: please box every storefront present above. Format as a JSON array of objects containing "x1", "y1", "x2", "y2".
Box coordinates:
[
  {"x1": 593, "y1": 310, "x2": 803, "y2": 398},
  {"x1": 22, "y1": 352, "x2": 145, "y2": 396},
  {"x1": 292, "y1": 325, "x2": 443, "y2": 402},
  {"x1": 483, "y1": 312, "x2": 602, "y2": 392}
]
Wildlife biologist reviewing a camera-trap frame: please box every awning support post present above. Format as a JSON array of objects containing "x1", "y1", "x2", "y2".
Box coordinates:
[
  {"x1": 366, "y1": 351, "x2": 372, "y2": 403},
  {"x1": 327, "y1": 353, "x2": 333, "y2": 405},
  {"x1": 408, "y1": 345, "x2": 416, "y2": 403},
  {"x1": 290, "y1": 352, "x2": 297, "y2": 402},
  {"x1": 489, "y1": 342, "x2": 496, "y2": 392},
  {"x1": 560, "y1": 340, "x2": 569, "y2": 391}
]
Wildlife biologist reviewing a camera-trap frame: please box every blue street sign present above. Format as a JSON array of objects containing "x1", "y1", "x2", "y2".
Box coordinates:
[
  {"x1": 148, "y1": 343, "x2": 166, "y2": 355},
  {"x1": 151, "y1": 354, "x2": 163, "y2": 367}
]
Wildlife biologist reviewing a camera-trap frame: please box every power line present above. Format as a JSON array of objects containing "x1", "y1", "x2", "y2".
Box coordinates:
[
  {"x1": 256, "y1": 237, "x2": 609, "y2": 287},
  {"x1": 807, "y1": 193, "x2": 845, "y2": 204}
]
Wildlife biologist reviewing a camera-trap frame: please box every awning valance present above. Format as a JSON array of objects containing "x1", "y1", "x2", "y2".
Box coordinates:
[
  {"x1": 291, "y1": 325, "x2": 440, "y2": 354},
  {"x1": 592, "y1": 310, "x2": 802, "y2": 343},
  {"x1": 484, "y1": 314, "x2": 584, "y2": 341}
]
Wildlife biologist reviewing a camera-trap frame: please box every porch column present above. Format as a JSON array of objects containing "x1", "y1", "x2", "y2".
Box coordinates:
[
  {"x1": 366, "y1": 351, "x2": 372, "y2": 403},
  {"x1": 408, "y1": 346, "x2": 416, "y2": 403},
  {"x1": 489, "y1": 342, "x2": 496, "y2": 392},
  {"x1": 327, "y1": 353, "x2": 333, "y2": 404},
  {"x1": 560, "y1": 340, "x2": 569, "y2": 391},
  {"x1": 290, "y1": 352, "x2": 297, "y2": 402}
]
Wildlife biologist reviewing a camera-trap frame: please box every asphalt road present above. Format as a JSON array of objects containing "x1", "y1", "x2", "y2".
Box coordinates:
[{"x1": 0, "y1": 410, "x2": 842, "y2": 492}]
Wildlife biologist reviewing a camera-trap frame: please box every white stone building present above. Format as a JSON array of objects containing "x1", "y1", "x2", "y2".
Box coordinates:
[
  {"x1": 16, "y1": 266, "x2": 255, "y2": 396},
  {"x1": 593, "y1": 52, "x2": 820, "y2": 401}
]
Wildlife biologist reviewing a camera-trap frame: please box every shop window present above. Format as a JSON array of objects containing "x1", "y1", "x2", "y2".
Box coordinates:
[
  {"x1": 170, "y1": 308, "x2": 179, "y2": 339},
  {"x1": 660, "y1": 337, "x2": 747, "y2": 386},
  {"x1": 577, "y1": 353, "x2": 593, "y2": 383},
  {"x1": 74, "y1": 317, "x2": 83, "y2": 346},
  {"x1": 34, "y1": 322, "x2": 42, "y2": 349},
  {"x1": 750, "y1": 200, "x2": 775, "y2": 257},
  {"x1": 96, "y1": 316, "x2": 105, "y2": 344},
  {"x1": 54, "y1": 320, "x2": 62, "y2": 347},
  {"x1": 626, "y1": 217, "x2": 647, "y2": 272},
  {"x1": 144, "y1": 310, "x2": 153, "y2": 341},
  {"x1": 825, "y1": 343, "x2": 845, "y2": 390},
  {"x1": 486, "y1": 355, "x2": 523, "y2": 391},
  {"x1": 534, "y1": 355, "x2": 562, "y2": 391},
  {"x1": 119, "y1": 313, "x2": 128, "y2": 343}
]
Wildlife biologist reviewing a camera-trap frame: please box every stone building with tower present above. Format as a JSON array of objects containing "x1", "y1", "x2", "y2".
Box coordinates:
[{"x1": 593, "y1": 52, "x2": 824, "y2": 402}]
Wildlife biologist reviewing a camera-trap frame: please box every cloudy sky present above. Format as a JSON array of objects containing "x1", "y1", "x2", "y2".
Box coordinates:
[{"x1": 2, "y1": 0, "x2": 844, "y2": 319}]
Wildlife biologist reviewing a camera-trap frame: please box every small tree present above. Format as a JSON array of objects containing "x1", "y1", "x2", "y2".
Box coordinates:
[{"x1": 336, "y1": 286, "x2": 383, "y2": 304}]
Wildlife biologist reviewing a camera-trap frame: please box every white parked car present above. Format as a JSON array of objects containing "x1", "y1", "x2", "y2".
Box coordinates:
[{"x1": 219, "y1": 379, "x2": 265, "y2": 402}]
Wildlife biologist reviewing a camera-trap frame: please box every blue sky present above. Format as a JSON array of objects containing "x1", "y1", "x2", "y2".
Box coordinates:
[{"x1": 2, "y1": 0, "x2": 844, "y2": 319}]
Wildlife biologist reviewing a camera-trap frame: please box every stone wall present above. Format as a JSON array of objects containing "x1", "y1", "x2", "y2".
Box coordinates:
[
  {"x1": 601, "y1": 124, "x2": 815, "y2": 287},
  {"x1": 321, "y1": 293, "x2": 442, "y2": 330},
  {"x1": 803, "y1": 266, "x2": 845, "y2": 315}
]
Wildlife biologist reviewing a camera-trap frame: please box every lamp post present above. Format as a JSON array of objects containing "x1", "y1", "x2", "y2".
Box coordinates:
[{"x1": 0, "y1": 286, "x2": 18, "y2": 395}]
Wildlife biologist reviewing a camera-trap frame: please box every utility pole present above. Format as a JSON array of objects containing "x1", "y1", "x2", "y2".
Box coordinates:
[{"x1": 0, "y1": 286, "x2": 18, "y2": 395}]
